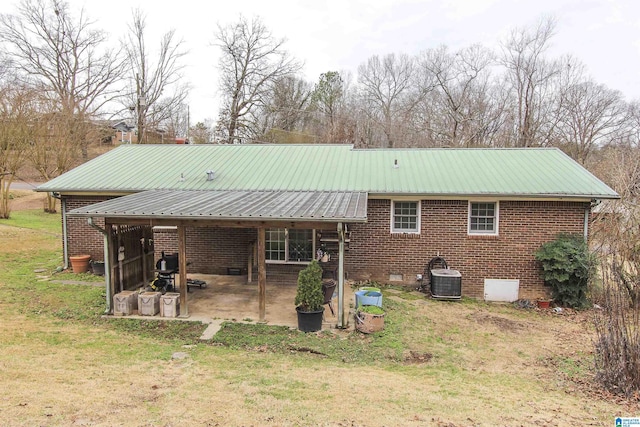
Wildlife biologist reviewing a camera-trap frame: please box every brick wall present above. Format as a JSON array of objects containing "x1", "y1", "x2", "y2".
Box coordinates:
[
  {"x1": 64, "y1": 196, "x2": 112, "y2": 263},
  {"x1": 153, "y1": 227, "x2": 254, "y2": 275},
  {"x1": 153, "y1": 228, "x2": 304, "y2": 282},
  {"x1": 64, "y1": 195, "x2": 589, "y2": 299},
  {"x1": 346, "y1": 199, "x2": 588, "y2": 299}
]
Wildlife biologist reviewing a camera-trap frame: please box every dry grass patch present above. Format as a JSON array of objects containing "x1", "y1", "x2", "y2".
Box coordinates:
[
  {"x1": 0, "y1": 224, "x2": 58, "y2": 253},
  {"x1": 8, "y1": 190, "x2": 47, "y2": 211}
]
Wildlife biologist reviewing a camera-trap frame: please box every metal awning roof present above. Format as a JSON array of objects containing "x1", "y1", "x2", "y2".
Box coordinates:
[{"x1": 67, "y1": 190, "x2": 368, "y2": 223}]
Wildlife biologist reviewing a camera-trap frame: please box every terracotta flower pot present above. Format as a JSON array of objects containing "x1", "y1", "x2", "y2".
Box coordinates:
[
  {"x1": 69, "y1": 255, "x2": 91, "y2": 273},
  {"x1": 537, "y1": 299, "x2": 551, "y2": 309}
]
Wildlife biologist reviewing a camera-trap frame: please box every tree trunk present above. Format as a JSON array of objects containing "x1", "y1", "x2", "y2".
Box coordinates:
[
  {"x1": 45, "y1": 193, "x2": 57, "y2": 213},
  {"x1": 0, "y1": 178, "x2": 11, "y2": 219}
]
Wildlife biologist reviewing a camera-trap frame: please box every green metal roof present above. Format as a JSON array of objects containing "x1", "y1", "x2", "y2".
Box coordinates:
[{"x1": 37, "y1": 144, "x2": 619, "y2": 199}]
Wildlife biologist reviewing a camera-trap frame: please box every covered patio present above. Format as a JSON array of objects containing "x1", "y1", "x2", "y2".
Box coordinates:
[
  {"x1": 173, "y1": 273, "x2": 356, "y2": 329},
  {"x1": 68, "y1": 189, "x2": 368, "y2": 329}
]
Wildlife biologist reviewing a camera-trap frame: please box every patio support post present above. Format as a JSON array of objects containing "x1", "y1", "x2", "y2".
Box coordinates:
[
  {"x1": 337, "y1": 222, "x2": 345, "y2": 328},
  {"x1": 178, "y1": 225, "x2": 188, "y2": 317},
  {"x1": 87, "y1": 218, "x2": 112, "y2": 314},
  {"x1": 257, "y1": 228, "x2": 266, "y2": 322},
  {"x1": 247, "y1": 242, "x2": 253, "y2": 283},
  {"x1": 107, "y1": 225, "x2": 116, "y2": 313},
  {"x1": 117, "y1": 226, "x2": 124, "y2": 293}
]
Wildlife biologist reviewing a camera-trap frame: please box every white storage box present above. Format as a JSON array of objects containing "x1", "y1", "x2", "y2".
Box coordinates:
[
  {"x1": 113, "y1": 291, "x2": 138, "y2": 316},
  {"x1": 138, "y1": 291, "x2": 161, "y2": 316},
  {"x1": 160, "y1": 292, "x2": 180, "y2": 318}
]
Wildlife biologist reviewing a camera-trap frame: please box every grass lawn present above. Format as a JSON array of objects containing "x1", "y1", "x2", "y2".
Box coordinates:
[{"x1": 0, "y1": 207, "x2": 636, "y2": 426}]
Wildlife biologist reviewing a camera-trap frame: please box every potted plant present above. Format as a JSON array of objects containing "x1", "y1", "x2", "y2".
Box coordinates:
[
  {"x1": 295, "y1": 260, "x2": 325, "y2": 332},
  {"x1": 355, "y1": 304, "x2": 385, "y2": 334}
]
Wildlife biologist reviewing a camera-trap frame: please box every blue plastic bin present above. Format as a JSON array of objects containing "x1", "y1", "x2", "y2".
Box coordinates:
[{"x1": 355, "y1": 290, "x2": 383, "y2": 307}]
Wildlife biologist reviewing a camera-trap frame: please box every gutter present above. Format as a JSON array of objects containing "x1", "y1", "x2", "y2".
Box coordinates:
[
  {"x1": 367, "y1": 192, "x2": 620, "y2": 200},
  {"x1": 87, "y1": 217, "x2": 112, "y2": 314}
]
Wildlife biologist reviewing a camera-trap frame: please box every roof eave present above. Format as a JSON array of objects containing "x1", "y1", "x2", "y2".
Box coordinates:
[
  {"x1": 368, "y1": 192, "x2": 620, "y2": 200},
  {"x1": 67, "y1": 212, "x2": 367, "y2": 223}
]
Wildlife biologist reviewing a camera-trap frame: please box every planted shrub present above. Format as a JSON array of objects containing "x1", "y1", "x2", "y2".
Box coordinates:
[
  {"x1": 294, "y1": 260, "x2": 324, "y2": 312},
  {"x1": 534, "y1": 233, "x2": 594, "y2": 308}
]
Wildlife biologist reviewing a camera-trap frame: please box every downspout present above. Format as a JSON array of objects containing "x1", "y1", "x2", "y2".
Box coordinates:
[
  {"x1": 54, "y1": 194, "x2": 69, "y2": 269},
  {"x1": 88, "y1": 217, "x2": 112, "y2": 314},
  {"x1": 583, "y1": 207, "x2": 589, "y2": 241}
]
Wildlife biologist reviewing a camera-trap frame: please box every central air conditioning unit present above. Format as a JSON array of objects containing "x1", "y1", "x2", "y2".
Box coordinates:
[
  {"x1": 425, "y1": 256, "x2": 462, "y2": 299},
  {"x1": 430, "y1": 268, "x2": 462, "y2": 299}
]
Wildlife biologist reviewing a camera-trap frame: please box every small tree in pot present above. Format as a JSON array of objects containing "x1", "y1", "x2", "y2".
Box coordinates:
[{"x1": 295, "y1": 260, "x2": 325, "y2": 332}]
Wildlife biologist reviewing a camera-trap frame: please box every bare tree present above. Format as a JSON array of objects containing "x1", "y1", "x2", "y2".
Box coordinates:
[
  {"x1": 160, "y1": 101, "x2": 190, "y2": 141},
  {"x1": 416, "y1": 44, "x2": 500, "y2": 147},
  {"x1": 0, "y1": 0, "x2": 126, "y2": 158},
  {"x1": 500, "y1": 17, "x2": 560, "y2": 147},
  {"x1": 357, "y1": 53, "x2": 417, "y2": 148},
  {"x1": 0, "y1": 78, "x2": 39, "y2": 218},
  {"x1": 556, "y1": 80, "x2": 627, "y2": 164},
  {"x1": 28, "y1": 104, "x2": 93, "y2": 212},
  {"x1": 214, "y1": 15, "x2": 302, "y2": 144},
  {"x1": 256, "y1": 75, "x2": 313, "y2": 142},
  {"x1": 124, "y1": 9, "x2": 189, "y2": 144}
]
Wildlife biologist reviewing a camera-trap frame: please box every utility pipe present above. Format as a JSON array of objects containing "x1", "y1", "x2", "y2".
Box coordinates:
[
  {"x1": 88, "y1": 217, "x2": 112, "y2": 314},
  {"x1": 52, "y1": 194, "x2": 70, "y2": 270}
]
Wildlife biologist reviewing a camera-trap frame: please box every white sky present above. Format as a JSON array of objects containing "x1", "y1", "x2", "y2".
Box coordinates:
[{"x1": 2, "y1": 0, "x2": 640, "y2": 124}]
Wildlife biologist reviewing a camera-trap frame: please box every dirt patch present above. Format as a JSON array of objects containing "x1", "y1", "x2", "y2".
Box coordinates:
[
  {"x1": 468, "y1": 312, "x2": 529, "y2": 332},
  {"x1": 403, "y1": 350, "x2": 433, "y2": 364},
  {"x1": 8, "y1": 190, "x2": 47, "y2": 211}
]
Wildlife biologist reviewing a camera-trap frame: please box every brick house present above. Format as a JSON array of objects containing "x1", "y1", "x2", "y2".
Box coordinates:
[{"x1": 37, "y1": 144, "x2": 618, "y2": 325}]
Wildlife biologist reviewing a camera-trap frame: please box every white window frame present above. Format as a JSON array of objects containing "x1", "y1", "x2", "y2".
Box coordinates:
[
  {"x1": 468, "y1": 201, "x2": 499, "y2": 236},
  {"x1": 390, "y1": 200, "x2": 421, "y2": 234},
  {"x1": 265, "y1": 228, "x2": 317, "y2": 264}
]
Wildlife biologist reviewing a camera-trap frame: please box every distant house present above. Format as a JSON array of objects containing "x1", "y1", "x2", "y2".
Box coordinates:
[
  {"x1": 111, "y1": 120, "x2": 137, "y2": 144},
  {"x1": 37, "y1": 144, "x2": 618, "y2": 324}
]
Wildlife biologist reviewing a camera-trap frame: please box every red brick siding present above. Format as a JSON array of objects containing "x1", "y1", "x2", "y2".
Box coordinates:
[
  {"x1": 154, "y1": 227, "x2": 254, "y2": 275},
  {"x1": 64, "y1": 195, "x2": 589, "y2": 299},
  {"x1": 63, "y1": 196, "x2": 112, "y2": 263},
  {"x1": 346, "y1": 199, "x2": 588, "y2": 299},
  {"x1": 154, "y1": 228, "x2": 311, "y2": 282}
]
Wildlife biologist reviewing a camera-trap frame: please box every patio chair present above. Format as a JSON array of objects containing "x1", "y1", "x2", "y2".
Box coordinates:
[{"x1": 322, "y1": 279, "x2": 337, "y2": 316}]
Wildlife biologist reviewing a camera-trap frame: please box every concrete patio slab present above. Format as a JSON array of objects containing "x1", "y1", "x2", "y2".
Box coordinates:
[{"x1": 106, "y1": 274, "x2": 356, "y2": 338}]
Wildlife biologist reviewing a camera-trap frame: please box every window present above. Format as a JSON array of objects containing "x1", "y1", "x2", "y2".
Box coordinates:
[
  {"x1": 266, "y1": 228, "x2": 314, "y2": 263},
  {"x1": 469, "y1": 202, "x2": 498, "y2": 235},
  {"x1": 265, "y1": 229, "x2": 286, "y2": 261},
  {"x1": 391, "y1": 201, "x2": 420, "y2": 233},
  {"x1": 288, "y1": 229, "x2": 314, "y2": 262}
]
